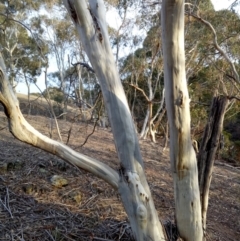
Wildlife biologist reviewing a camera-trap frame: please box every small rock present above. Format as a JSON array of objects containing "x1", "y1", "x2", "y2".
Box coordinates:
[
  {"x1": 39, "y1": 168, "x2": 48, "y2": 173},
  {"x1": 91, "y1": 181, "x2": 104, "y2": 193},
  {"x1": 61, "y1": 190, "x2": 83, "y2": 204},
  {"x1": 22, "y1": 184, "x2": 35, "y2": 194},
  {"x1": 97, "y1": 187, "x2": 104, "y2": 193},
  {"x1": 51, "y1": 175, "x2": 68, "y2": 188},
  {"x1": 57, "y1": 161, "x2": 68, "y2": 172},
  {"x1": 0, "y1": 162, "x2": 8, "y2": 173},
  {"x1": 69, "y1": 191, "x2": 82, "y2": 204},
  {"x1": 14, "y1": 160, "x2": 24, "y2": 170},
  {"x1": 5, "y1": 160, "x2": 24, "y2": 171},
  {"x1": 91, "y1": 181, "x2": 98, "y2": 188}
]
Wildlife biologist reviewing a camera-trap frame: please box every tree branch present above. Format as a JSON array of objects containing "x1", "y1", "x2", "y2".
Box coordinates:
[
  {"x1": 72, "y1": 61, "x2": 95, "y2": 73},
  {"x1": 0, "y1": 53, "x2": 119, "y2": 189},
  {"x1": 129, "y1": 84, "x2": 150, "y2": 102},
  {"x1": 190, "y1": 13, "x2": 239, "y2": 83}
]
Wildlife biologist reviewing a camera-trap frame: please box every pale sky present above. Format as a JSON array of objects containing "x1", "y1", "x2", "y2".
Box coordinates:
[
  {"x1": 211, "y1": 0, "x2": 236, "y2": 10},
  {"x1": 16, "y1": 0, "x2": 238, "y2": 95}
]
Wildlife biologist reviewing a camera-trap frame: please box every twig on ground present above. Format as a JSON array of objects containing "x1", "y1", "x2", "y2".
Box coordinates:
[
  {"x1": 0, "y1": 187, "x2": 13, "y2": 218},
  {"x1": 215, "y1": 161, "x2": 240, "y2": 170}
]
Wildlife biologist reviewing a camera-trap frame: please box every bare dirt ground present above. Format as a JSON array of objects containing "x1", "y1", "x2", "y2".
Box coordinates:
[{"x1": 0, "y1": 101, "x2": 240, "y2": 240}]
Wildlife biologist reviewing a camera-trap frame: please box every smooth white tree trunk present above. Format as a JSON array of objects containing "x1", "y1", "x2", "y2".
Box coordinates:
[
  {"x1": 161, "y1": 1, "x2": 203, "y2": 240},
  {"x1": 139, "y1": 109, "x2": 149, "y2": 138},
  {"x1": 63, "y1": 0, "x2": 166, "y2": 240}
]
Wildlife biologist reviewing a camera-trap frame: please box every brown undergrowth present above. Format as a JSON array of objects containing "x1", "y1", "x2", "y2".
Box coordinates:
[{"x1": 0, "y1": 108, "x2": 239, "y2": 240}]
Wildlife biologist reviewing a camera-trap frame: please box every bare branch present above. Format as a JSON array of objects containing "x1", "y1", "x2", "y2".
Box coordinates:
[
  {"x1": 190, "y1": 13, "x2": 239, "y2": 83},
  {"x1": 129, "y1": 84, "x2": 150, "y2": 102},
  {"x1": 72, "y1": 61, "x2": 95, "y2": 73}
]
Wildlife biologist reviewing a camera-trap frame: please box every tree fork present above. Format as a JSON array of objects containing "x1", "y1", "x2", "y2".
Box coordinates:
[{"x1": 63, "y1": 0, "x2": 167, "y2": 240}]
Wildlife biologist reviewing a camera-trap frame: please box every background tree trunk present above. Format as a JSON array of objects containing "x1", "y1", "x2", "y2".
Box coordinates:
[
  {"x1": 161, "y1": 0, "x2": 203, "y2": 240},
  {"x1": 198, "y1": 95, "x2": 230, "y2": 238}
]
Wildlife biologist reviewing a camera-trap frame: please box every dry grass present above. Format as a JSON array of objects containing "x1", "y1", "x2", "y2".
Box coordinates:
[{"x1": 0, "y1": 99, "x2": 240, "y2": 240}]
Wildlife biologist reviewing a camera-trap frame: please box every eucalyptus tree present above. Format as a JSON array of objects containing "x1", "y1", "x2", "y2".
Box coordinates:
[
  {"x1": 48, "y1": 62, "x2": 98, "y2": 110},
  {"x1": 0, "y1": 0, "x2": 49, "y2": 93},
  {"x1": 0, "y1": 1, "x2": 32, "y2": 91},
  {"x1": 183, "y1": 0, "x2": 240, "y2": 141},
  {"x1": 0, "y1": 0, "x2": 190, "y2": 239},
  {"x1": 40, "y1": 12, "x2": 77, "y2": 119},
  {"x1": 121, "y1": 24, "x2": 165, "y2": 142},
  {"x1": 0, "y1": 0, "x2": 167, "y2": 239},
  {"x1": 186, "y1": 1, "x2": 240, "y2": 235},
  {"x1": 0, "y1": 0, "x2": 239, "y2": 241}
]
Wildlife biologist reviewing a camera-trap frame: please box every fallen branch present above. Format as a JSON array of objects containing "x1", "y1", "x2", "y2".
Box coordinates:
[
  {"x1": 215, "y1": 161, "x2": 240, "y2": 170},
  {"x1": 0, "y1": 187, "x2": 13, "y2": 218}
]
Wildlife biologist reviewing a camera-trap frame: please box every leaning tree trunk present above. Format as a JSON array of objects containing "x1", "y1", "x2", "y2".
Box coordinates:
[
  {"x1": 0, "y1": 53, "x2": 118, "y2": 190},
  {"x1": 63, "y1": 0, "x2": 166, "y2": 240},
  {"x1": 139, "y1": 109, "x2": 149, "y2": 138},
  {"x1": 161, "y1": 0, "x2": 203, "y2": 240},
  {"x1": 198, "y1": 95, "x2": 230, "y2": 239}
]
